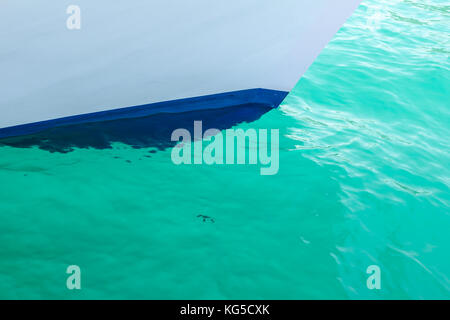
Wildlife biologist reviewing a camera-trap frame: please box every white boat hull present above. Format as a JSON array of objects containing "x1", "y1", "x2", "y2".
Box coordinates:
[{"x1": 0, "y1": 0, "x2": 362, "y2": 132}]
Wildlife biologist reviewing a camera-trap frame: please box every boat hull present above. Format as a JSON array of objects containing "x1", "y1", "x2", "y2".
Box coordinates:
[{"x1": 0, "y1": 0, "x2": 362, "y2": 132}]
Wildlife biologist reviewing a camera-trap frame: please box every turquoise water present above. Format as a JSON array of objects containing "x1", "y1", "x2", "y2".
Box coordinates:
[{"x1": 0, "y1": 0, "x2": 449, "y2": 299}]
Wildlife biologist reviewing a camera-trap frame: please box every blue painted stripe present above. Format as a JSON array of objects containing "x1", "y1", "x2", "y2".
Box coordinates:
[{"x1": 0, "y1": 88, "x2": 288, "y2": 139}]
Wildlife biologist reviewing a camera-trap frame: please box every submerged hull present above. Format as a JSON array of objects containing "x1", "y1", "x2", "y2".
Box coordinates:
[{"x1": 0, "y1": 0, "x2": 362, "y2": 134}]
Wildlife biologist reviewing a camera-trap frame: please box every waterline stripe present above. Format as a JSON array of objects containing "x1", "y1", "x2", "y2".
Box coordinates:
[{"x1": 0, "y1": 89, "x2": 288, "y2": 139}]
